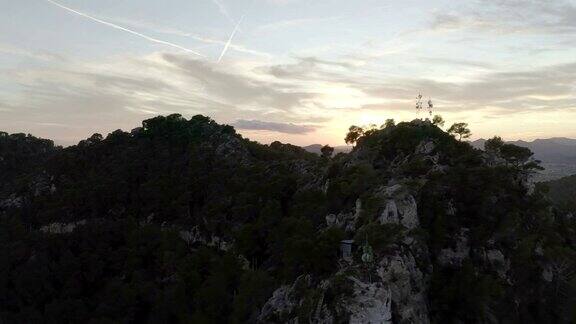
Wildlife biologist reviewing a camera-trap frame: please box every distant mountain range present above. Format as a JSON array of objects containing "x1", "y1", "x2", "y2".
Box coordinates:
[
  {"x1": 471, "y1": 137, "x2": 576, "y2": 181},
  {"x1": 471, "y1": 137, "x2": 576, "y2": 164},
  {"x1": 540, "y1": 174, "x2": 576, "y2": 212}
]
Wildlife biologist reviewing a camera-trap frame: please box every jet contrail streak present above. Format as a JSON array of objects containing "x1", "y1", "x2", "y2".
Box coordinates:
[
  {"x1": 211, "y1": 0, "x2": 235, "y2": 24},
  {"x1": 218, "y1": 15, "x2": 244, "y2": 63},
  {"x1": 44, "y1": 0, "x2": 205, "y2": 57}
]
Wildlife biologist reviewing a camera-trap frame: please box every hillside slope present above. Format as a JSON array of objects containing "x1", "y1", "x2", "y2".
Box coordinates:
[
  {"x1": 541, "y1": 174, "x2": 576, "y2": 213},
  {"x1": 1, "y1": 115, "x2": 575, "y2": 323}
]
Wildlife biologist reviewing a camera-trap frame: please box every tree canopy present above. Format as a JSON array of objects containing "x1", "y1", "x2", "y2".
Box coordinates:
[{"x1": 447, "y1": 122, "x2": 471, "y2": 141}]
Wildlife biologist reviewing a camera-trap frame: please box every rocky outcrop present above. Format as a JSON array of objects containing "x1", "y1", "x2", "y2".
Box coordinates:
[
  {"x1": 437, "y1": 229, "x2": 470, "y2": 267},
  {"x1": 179, "y1": 226, "x2": 203, "y2": 244},
  {"x1": 415, "y1": 139, "x2": 435, "y2": 155},
  {"x1": 275, "y1": 278, "x2": 341, "y2": 324},
  {"x1": 214, "y1": 135, "x2": 252, "y2": 165},
  {"x1": 179, "y1": 226, "x2": 230, "y2": 251},
  {"x1": 483, "y1": 249, "x2": 510, "y2": 279},
  {"x1": 258, "y1": 284, "x2": 298, "y2": 323},
  {"x1": 325, "y1": 198, "x2": 363, "y2": 232},
  {"x1": 257, "y1": 235, "x2": 430, "y2": 323},
  {"x1": 354, "y1": 198, "x2": 362, "y2": 220},
  {"x1": 376, "y1": 184, "x2": 419, "y2": 229},
  {"x1": 40, "y1": 220, "x2": 87, "y2": 234},
  {"x1": 377, "y1": 250, "x2": 429, "y2": 324},
  {"x1": 346, "y1": 277, "x2": 392, "y2": 324},
  {"x1": 0, "y1": 194, "x2": 23, "y2": 209}
]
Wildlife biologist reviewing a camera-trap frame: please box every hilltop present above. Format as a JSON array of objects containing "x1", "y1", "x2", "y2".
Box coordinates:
[{"x1": 1, "y1": 115, "x2": 574, "y2": 323}]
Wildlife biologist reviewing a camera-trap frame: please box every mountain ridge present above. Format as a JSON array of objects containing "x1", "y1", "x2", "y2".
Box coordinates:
[{"x1": 1, "y1": 115, "x2": 575, "y2": 323}]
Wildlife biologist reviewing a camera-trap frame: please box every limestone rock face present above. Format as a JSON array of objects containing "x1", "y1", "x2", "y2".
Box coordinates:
[
  {"x1": 377, "y1": 250, "x2": 429, "y2": 324},
  {"x1": 214, "y1": 135, "x2": 251, "y2": 165},
  {"x1": 325, "y1": 199, "x2": 363, "y2": 232},
  {"x1": 258, "y1": 275, "x2": 345, "y2": 324},
  {"x1": 542, "y1": 267, "x2": 554, "y2": 282},
  {"x1": 179, "y1": 226, "x2": 203, "y2": 244},
  {"x1": 322, "y1": 179, "x2": 330, "y2": 194},
  {"x1": 40, "y1": 220, "x2": 87, "y2": 234},
  {"x1": 354, "y1": 198, "x2": 362, "y2": 219},
  {"x1": 325, "y1": 214, "x2": 338, "y2": 227},
  {"x1": 376, "y1": 185, "x2": 419, "y2": 229},
  {"x1": 258, "y1": 284, "x2": 298, "y2": 323},
  {"x1": 415, "y1": 139, "x2": 435, "y2": 155},
  {"x1": 437, "y1": 229, "x2": 470, "y2": 267},
  {"x1": 380, "y1": 200, "x2": 400, "y2": 224},
  {"x1": 347, "y1": 278, "x2": 392, "y2": 324},
  {"x1": 396, "y1": 195, "x2": 419, "y2": 229},
  {"x1": 324, "y1": 211, "x2": 360, "y2": 232},
  {"x1": 0, "y1": 194, "x2": 23, "y2": 209},
  {"x1": 179, "y1": 226, "x2": 230, "y2": 251},
  {"x1": 446, "y1": 200, "x2": 457, "y2": 216},
  {"x1": 257, "y1": 239, "x2": 431, "y2": 323},
  {"x1": 484, "y1": 249, "x2": 510, "y2": 279}
]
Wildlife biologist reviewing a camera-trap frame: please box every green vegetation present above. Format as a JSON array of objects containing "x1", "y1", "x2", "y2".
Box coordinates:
[
  {"x1": 540, "y1": 174, "x2": 576, "y2": 212},
  {"x1": 447, "y1": 122, "x2": 471, "y2": 141},
  {"x1": 1, "y1": 115, "x2": 574, "y2": 323}
]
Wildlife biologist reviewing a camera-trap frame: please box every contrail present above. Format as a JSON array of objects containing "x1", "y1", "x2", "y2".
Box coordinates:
[
  {"x1": 44, "y1": 0, "x2": 205, "y2": 57},
  {"x1": 211, "y1": 0, "x2": 235, "y2": 24},
  {"x1": 218, "y1": 14, "x2": 244, "y2": 63}
]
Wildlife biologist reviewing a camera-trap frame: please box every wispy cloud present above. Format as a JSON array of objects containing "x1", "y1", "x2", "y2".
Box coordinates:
[
  {"x1": 418, "y1": 57, "x2": 494, "y2": 69},
  {"x1": 210, "y1": 0, "x2": 235, "y2": 24},
  {"x1": 163, "y1": 53, "x2": 315, "y2": 110},
  {"x1": 360, "y1": 61, "x2": 576, "y2": 114},
  {"x1": 233, "y1": 119, "x2": 317, "y2": 134},
  {"x1": 44, "y1": 0, "x2": 205, "y2": 57},
  {"x1": 430, "y1": 0, "x2": 576, "y2": 35},
  {"x1": 255, "y1": 16, "x2": 341, "y2": 33},
  {"x1": 0, "y1": 43, "x2": 66, "y2": 62}
]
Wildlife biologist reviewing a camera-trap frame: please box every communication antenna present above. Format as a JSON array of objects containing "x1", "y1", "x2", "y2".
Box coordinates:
[
  {"x1": 415, "y1": 93, "x2": 423, "y2": 118},
  {"x1": 427, "y1": 97, "x2": 434, "y2": 117}
]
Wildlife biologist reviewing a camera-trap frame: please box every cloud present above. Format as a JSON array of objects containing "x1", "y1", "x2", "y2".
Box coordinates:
[
  {"x1": 44, "y1": 0, "x2": 205, "y2": 57},
  {"x1": 210, "y1": 0, "x2": 235, "y2": 24},
  {"x1": 0, "y1": 43, "x2": 67, "y2": 62},
  {"x1": 431, "y1": 0, "x2": 576, "y2": 35},
  {"x1": 255, "y1": 16, "x2": 340, "y2": 33},
  {"x1": 162, "y1": 53, "x2": 316, "y2": 110},
  {"x1": 263, "y1": 0, "x2": 300, "y2": 5},
  {"x1": 102, "y1": 16, "x2": 271, "y2": 59},
  {"x1": 233, "y1": 119, "x2": 316, "y2": 134},
  {"x1": 418, "y1": 57, "x2": 494, "y2": 69},
  {"x1": 360, "y1": 61, "x2": 576, "y2": 115},
  {"x1": 1, "y1": 51, "x2": 333, "y2": 143},
  {"x1": 257, "y1": 56, "x2": 360, "y2": 82},
  {"x1": 3, "y1": 32, "x2": 576, "y2": 146}
]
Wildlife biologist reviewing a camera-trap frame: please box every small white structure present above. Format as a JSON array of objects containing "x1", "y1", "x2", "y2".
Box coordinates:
[{"x1": 340, "y1": 240, "x2": 355, "y2": 261}]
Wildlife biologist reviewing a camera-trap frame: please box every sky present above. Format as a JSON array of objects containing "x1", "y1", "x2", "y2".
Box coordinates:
[{"x1": 1, "y1": 0, "x2": 576, "y2": 146}]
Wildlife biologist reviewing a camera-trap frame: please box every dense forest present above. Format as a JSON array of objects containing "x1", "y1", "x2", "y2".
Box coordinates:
[
  {"x1": 0, "y1": 115, "x2": 575, "y2": 323},
  {"x1": 540, "y1": 175, "x2": 576, "y2": 214}
]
